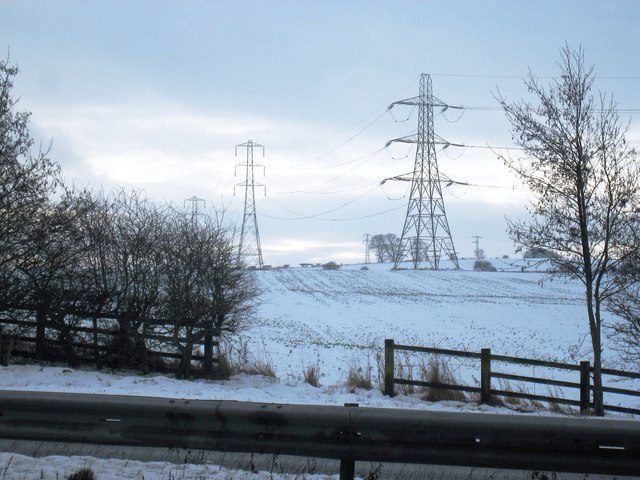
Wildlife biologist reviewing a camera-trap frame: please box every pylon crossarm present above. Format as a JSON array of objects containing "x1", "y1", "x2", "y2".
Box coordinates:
[
  {"x1": 385, "y1": 134, "x2": 418, "y2": 147},
  {"x1": 380, "y1": 173, "x2": 413, "y2": 184},
  {"x1": 389, "y1": 96, "x2": 448, "y2": 108},
  {"x1": 387, "y1": 134, "x2": 459, "y2": 149}
]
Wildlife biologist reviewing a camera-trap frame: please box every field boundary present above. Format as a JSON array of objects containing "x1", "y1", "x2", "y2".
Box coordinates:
[
  {"x1": 0, "y1": 311, "x2": 219, "y2": 377},
  {"x1": 383, "y1": 339, "x2": 640, "y2": 415}
]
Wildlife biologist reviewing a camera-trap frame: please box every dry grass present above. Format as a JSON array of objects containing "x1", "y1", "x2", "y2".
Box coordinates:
[
  {"x1": 419, "y1": 356, "x2": 467, "y2": 402},
  {"x1": 346, "y1": 361, "x2": 373, "y2": 392},
  {"x1": 215, "y1": 339, "x2": 277, "y2": 380},
  {"x1": 302, "y1": 362, "x2": 320, "y2": 387},
  {"x1": 384, "y1": 353, "x2": 467, "y2": 402},
  {"x1": 394, "y1": 352, "x2": 416, "y2": 395},
  {"x1": 67, "y1": 468, "x2": 96, "y2": 480}
]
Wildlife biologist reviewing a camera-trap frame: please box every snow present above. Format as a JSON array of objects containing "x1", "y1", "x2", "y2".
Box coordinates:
[
  {"x1": 244, "y1": 259, "x2": 638, "y2": 410},
  {"x1": 0, "y1": 451, "x2": 346, "y2": 480},
  {"x1": 0, "y1": 364, "x2": 518, "y2": 415},
  {"x1": 0, "y1": 258, "x2": 636, "y2": 413},
  {"x1": 0, "y1": 259, "x2": 638, "y2": 478}
]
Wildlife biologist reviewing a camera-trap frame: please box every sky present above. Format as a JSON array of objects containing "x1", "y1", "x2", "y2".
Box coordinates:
[{"x1": 2, "y1": 1, "x2": 640, "y2": 266}]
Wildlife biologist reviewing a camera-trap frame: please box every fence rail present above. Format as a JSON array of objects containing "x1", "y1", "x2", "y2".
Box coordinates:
[
  {"x1": 0, "y1": 390, "x2": 639, "y2": 479},
  {"x1": 384, "y1": 339, "x2": 640, "y2": 416},
  {"x1": 0, "y1": 314, "x2": 219, "y2": 376}
]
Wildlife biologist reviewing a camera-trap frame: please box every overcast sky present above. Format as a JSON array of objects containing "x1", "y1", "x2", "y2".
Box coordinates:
[{"x1": 2, "y1": 1, "x2": 639, "y2": 266}]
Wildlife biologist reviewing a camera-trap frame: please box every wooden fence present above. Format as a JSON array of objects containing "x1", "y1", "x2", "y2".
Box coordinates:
[
  {"x1": 0, "y1": 312, "x2": 219, "y2": 377},
  {"x1": 383, "y1": 339, "x2": 640, "y2": 415}
]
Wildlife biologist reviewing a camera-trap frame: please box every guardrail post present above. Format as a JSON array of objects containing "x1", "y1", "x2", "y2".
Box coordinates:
[
  {"x1": 384, "y1": 339, "x2": 395, "y2": 397},
  {"x1": 580, "y1": 360, "x2": 591, "y2": 414},
  {"x1": 481, "y1": 348, "x2": 491, "y2": 404},
  {"x1": 340, "y1": 457, "x2": 355, "y2": 480},
  {"x1": 339, "y1": 402, "x2": 358, "y2": 480}
]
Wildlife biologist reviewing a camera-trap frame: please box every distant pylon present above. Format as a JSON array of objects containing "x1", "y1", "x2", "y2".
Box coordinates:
[
  {"x1": 363, "y1": 233, "x2": 371, "y2": 264},
  {"x1": 473, "y1": 235, "x2": 484, "y2": 260},
  {"x1": 234, "y1": 140, "x2": 266, "y2": 268},
  {"x1": 184, "y1": 195, "x2": 206, "y2": 224},
  {"x1": 385, "y1": 73, "x2": 459, "y2": 270}
]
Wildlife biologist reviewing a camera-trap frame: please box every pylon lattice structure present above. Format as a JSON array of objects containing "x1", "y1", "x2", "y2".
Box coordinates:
[
  {"x1": 363, "y1": 233, "x2": 371, "y2": 264},
  {"x1": 234, "y1": 140, "x2": 266, "y2": 268},
  {"x1": 386, "y1": 73, "x2": 459, "y2": 270},
  {"x1": 184, "y1": 195, "x2": 206, "y2": 224},
  {"x1": 473, "y1": 235, "x2": 483, "y2": 260}
]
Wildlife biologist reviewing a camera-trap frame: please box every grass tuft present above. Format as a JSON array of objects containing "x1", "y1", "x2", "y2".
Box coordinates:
[
  {"x1": 67, "y1": 468, "x2": 96, "y2": 480},
  {"x1": 346, "y1": 362, "x2": 373, "y2": 392},
  {"x1": 302, "y1": 362, "x2": 321, "y2": 387}
]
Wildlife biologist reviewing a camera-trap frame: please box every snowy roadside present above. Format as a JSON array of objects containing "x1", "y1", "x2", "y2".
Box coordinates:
[
  {"x1": 0, "y1": 364, "x2": 611, "y2": 417},
  {"x1": 0, "y1": 451, "x2": 347, "y2": 480}
]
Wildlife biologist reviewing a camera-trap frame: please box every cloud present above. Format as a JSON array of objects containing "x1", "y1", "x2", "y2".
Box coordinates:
[{"x1": 28, "y1": 98, "x2": 533, "y2": 263}]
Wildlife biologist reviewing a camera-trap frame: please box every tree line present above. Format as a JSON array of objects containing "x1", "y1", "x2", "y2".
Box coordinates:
[{"x1": 0, "y1": 58, "x2": 258, "y2": 377}]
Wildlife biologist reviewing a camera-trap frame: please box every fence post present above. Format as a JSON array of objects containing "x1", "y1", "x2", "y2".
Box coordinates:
[
  {"x1": 480, "y1": 348, "x2": 491, "y2": 404},
  {"x1": 384, "y1": 339, "x2": 395, "y2": 397},
  {"x1": 580, "y1": 360, "x2": 591, "y2": 414}
]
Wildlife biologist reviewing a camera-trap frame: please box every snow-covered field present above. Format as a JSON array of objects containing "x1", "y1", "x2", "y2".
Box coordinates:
[
  {"x1": 0, "y1": 258, "x2": 638, "y2": 479},
  {"x1": 242, "y1": 258, "x2": 637, "y2": 409},
  {"x1": 0, "y1": 257, "x2": 636, "y2": 412}
]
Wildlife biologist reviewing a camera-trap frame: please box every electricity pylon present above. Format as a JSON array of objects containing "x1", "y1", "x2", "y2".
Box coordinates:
[
  {"x1": 184, "y1": 195, "x2": 206, "y2": 224},
  {"x1": 234, "y1": 140, "x2": 265, "y2": 268},
  {"x1": 473, "y1": 235, "x2": 484, "y2": 260},
  {"x1": 385, "y1": 73, "x2": 459, "y2": 270},
  {"x1": 363, "y1": 233, "x2": 371, "y2": 264}
]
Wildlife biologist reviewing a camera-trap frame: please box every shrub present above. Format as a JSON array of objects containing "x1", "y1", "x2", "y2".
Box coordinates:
[
  {"x1": 360, "y1": 266, "x2": 369, "y2": 271},
  {"x1": 322, "y1": 261, "x2": 341, "y2": 270},
  {"x1": 473, "y1": 260, "x2": 497, "y2": 272}
]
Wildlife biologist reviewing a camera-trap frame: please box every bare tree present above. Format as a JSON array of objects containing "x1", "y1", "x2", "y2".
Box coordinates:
[
  {"x1": 498, "y1": 45, "x2": 640, "y2": 415},
  {"x1": 369, "y1": 234, "x2": 387, "y2": 263},
  {"x1": 0, "y1": 57, "x2": 60, "y2": 312},
  {"x1": 369, "y1": 233, "x2": 401, "y2": 263},
  {"x1": 608, "y1": 248, "x2": 640, "y2": 367}
]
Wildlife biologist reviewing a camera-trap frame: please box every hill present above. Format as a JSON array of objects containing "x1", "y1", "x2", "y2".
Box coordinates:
[{"x1": 247, "y1": 259, "x2": 618, "y2": 387}]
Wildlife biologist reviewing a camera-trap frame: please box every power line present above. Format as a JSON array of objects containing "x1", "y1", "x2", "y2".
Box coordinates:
[
  {"x1": 455, "y1": 105, "x2": 640, "y2": 113},
  {"x1": 271, "y1": 75, "x2": 419, "y2": 152},
  {"x1": 292, "y1": 110, "x2": 388, "y2": 167},
  {"x1": 260, "y1": 203, "x2": 407, "y2": 222},
  {"x1": 268, "y1": 147, "x2": 385, "y2": 194},
  {"x1": 273, "y1": 181, "x2": 380, "y2": 196},
  {"x1": 272, "y1": 146, "x2": 386, "y2": 171},
  {"x1": 264, "y1": 183, "x2": 381, "y2": 220},
  {"x1": 430, "y1": 73, "x2": 640, "y2": 80}
]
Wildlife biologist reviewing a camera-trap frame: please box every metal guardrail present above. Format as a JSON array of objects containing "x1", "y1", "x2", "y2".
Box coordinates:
[{"x1": 0, "y1": 391, "x2": 639, "y2": 478}]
